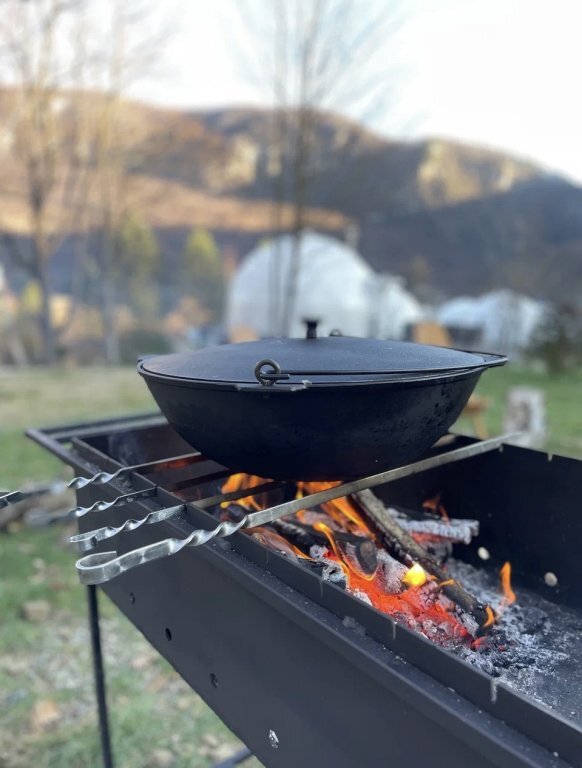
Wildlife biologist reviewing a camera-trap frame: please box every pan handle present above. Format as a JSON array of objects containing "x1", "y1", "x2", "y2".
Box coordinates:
[{"x1": 253, "y1": 353, "x2": 508, "y2": 387}]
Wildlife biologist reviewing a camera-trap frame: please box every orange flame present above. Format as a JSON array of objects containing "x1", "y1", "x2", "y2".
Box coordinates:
[
  {"x1": 251, "y1": 527, "x2": 312, "y2": 560},
  {"x1": 220, "y1": 473, "x2": 481, "y2": 645},
  {"x1": 483, "y1": 605, "x2": 496, "y2": 628},
  {"x1": 499, "y1": 562, "x2": 516, "y2": 607},
  {"x1": 298, "y1": 482, "x2": 375, "y2": 537},
  {"x1": 220, "y1": 473, "x2": 269, "y2": 511},
  {"x1": 313, "y1": 521, "x2": 377, "y2": 581},
  {"x1": 423, "y1": 493, "x2": 450, "y2": 522}
]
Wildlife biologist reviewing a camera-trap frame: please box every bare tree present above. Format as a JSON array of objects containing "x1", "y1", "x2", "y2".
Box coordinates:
[
  {"x1": 235, "y1": 0, "x2": 403, "y2": 335},
  {"x1": 88, "y1": 1, "x2": 169, "y2": 364},
  {"x1": 0, "y1": 0, "x2": 170, "y2": 364},
  {"x1": 0, "y1": 0, "x2": 94, "y2": 362}
]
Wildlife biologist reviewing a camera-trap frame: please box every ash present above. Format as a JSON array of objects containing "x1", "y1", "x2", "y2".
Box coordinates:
[{"x1": 447, "y1": 559, "x2": 582, "y2": 725}]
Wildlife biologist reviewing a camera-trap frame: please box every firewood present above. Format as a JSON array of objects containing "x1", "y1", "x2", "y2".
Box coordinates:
[
  {"x1": 388, "y1": 508, "x2": 479, "y2": 545},
  {"x1": 354, "y1": 490, "x2": 492, "y2": 636},
  {"x1": 271, "y1": 519, "x2": 378, "y2": 576}
]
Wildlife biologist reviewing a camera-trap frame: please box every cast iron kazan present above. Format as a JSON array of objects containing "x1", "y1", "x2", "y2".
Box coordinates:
[{"x1": 138, "y1": 331, "x2": 506, "y2": 480}]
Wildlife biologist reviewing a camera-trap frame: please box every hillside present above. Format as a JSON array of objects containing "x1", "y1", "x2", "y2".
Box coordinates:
[{"x1": 0, "y1": 91, "x2": 580, "y2": 304}]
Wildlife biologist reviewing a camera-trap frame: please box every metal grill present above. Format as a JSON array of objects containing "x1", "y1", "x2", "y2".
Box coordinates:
[{"x1": 28, "y1": 413, "x2": 582, "y2": 768}]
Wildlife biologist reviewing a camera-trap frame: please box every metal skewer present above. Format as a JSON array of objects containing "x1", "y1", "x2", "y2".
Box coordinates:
[
  {"x1": 70, "y1": 504, "x2": 185, "y2": 552},
  {"x1": 0, "y1": 490, "x2": 31, "y2": 508},
  {"x1": 68, "y1": 452, "x2": 201, "y2": 489},
  {"x1": 75, "y1": 434, "x2": 514, "y2": 585},
  {"x1": 0, "y1": 482, "x2": 66, "y2": 509},
  {"x1": 70, "y1": 481, "x2": 287, "y2": 551},
  {"x1": 69, "y1": 488, "x2": 158, "y2": 518}
]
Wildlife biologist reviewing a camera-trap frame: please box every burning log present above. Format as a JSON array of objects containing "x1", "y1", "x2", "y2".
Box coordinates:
[
  {"x1": 250, "y1": 527, "x2": 310, "y2": 560},
  {"x1": 387, "y1": 507, "x2": 479, "y2": 562},
  {"x1": 249, "y1": 524, "x2": 348, "y2": 587},
  {"x1": 388, "y1": 509, "x2": 479, "y2": 546},
  {"x1": 354, "y1": 490, "x2": 493, "y2": 636},
  {"x1": 299, "y1": 558, "x2": 347, "y2": 587},
  {"x1": 272, "y1": 518, "x2": 378, "y2": 577},
  {"x1": 376, "y1": 549, "x2": 409, "y2": 592}
]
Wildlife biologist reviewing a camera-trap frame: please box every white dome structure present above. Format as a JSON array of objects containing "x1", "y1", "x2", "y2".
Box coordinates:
[
  {"x1": 437, "y1": 289, "x2": 548, "y2": 351},
  {"x1": 227, "y1": 232, "x2": 422, "y2": 339}
]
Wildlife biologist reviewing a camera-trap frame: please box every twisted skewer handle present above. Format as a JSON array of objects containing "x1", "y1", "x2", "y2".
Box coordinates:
[
  {"x1": 69, "y1": 488, "x2": 157, "y2": 518},
  {"x1": 68, "y1": 452, "x2": 200, "y2": 489},
  {"x1": 0, "y1": 490, "x2": 27, "y2": 508},
  {"x1": 68, "y1": 469, "x2": 126, "y2": 490},
  {"x1": 76, "y1": 517, "x2": 247, "y2": 584},
  {"x1": 70, "y1": 503, "x2": 184, "y2": 552}
]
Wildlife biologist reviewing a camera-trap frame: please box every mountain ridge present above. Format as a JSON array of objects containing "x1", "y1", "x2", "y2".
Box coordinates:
[{"x1": 0, "y1": 89, "x2": 579, "y2": 304}]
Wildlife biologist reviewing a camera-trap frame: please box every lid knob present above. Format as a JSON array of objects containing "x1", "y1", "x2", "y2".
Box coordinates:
[{"x1": 303, "y1": 318, "x2": 319, "y2": 339}]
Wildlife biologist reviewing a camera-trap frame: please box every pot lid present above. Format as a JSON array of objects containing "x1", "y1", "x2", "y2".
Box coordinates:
[{"x1": 139, "y1": 337, "x2": 506, "y2": 386}]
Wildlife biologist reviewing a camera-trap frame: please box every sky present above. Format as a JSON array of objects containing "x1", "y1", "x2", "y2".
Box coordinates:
[{"x1": 128, "y1": 0, "x2": 582, "y2": 184}]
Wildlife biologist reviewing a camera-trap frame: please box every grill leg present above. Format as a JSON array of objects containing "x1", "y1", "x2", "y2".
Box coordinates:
[
  {"x1": 212, "y1": 746, "x2": 253, "y2": 768},
  {"x1": 87, "y1": 585, "x2": 114, "y2": 768}
]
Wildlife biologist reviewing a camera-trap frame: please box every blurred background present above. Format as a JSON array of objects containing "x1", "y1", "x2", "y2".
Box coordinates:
[{"x1": 0, "y1": 1, "x2": 581, "y2": 766}]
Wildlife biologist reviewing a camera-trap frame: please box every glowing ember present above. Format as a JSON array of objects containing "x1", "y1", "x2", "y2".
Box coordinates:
[{"x1": 402, "y1": 563, "x2": 428, "y2": 587}]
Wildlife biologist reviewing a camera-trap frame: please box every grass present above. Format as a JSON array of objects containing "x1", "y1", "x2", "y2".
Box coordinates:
[
  {"x1": 0, "y1": 365, "x2": 264, "y2": 768},
  {"x1": 455, "y1": 363, "x2": 582, "y2": 458},
  {"x1": 0, "y1": 362, "x2": 580, "y2": 767},
  {"x1": 0, "y1": 525, "x2": 262, "y2": 768},
  {"x1": 0, "y1": 367, "x2": 154, "y2": 488},
  {"x1": 0, "y1": 524, "x2": 257, "y2": 767}
]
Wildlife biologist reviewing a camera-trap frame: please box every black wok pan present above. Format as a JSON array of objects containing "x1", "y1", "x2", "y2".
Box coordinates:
[{"x1": 138, "y1": 334, "x2": 506, "y2": 480}]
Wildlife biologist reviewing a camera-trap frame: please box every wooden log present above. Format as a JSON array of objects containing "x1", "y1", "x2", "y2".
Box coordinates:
[
  {"x1": 388, "y1": 508, "x2": 479, "y2": 545},
  {"x1": 354, "y1": 490, "x2": 492, "y2": 636},
  {"x1": 272, "y1": 519, "x2": 378, "y2": 576}
]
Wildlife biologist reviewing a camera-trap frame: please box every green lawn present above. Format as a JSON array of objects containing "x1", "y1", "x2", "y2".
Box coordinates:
[
  {"x1": 0, "y1": 366, "x2": 263, "y2": 768},
  {"x1": 0, "y1": 528, "x2": 257, "y2": 768},
  {"x1": 0, "y1": 367, "x2": 154, "y2": 488},
  {"x1": 0, "y1": 362, "x2": 580, "y2": 767},
  {"x1": 455, "y1": 364, "x2": 582, "y2": 458}
]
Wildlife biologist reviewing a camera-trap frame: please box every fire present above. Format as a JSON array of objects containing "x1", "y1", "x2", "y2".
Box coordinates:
[
  {"x1": 250, "y1": 527, "x2": 312, "y2": 560},
  {"x1": 298, "y1": 481, "x2": 375, "y2": 537},
  {"x1": 499, "y1": 561, "x2": 516, "y2": 607},
  {"x1": 422, "y1": 493, "x2": 450, "y2": 522},
  {"x1": 313, "y1": 521, "x2": 377, "y2": 581},
  {"x1": 220, "y1": 473, "x2": 269, "y2": 511},
  {"x1": 218, "y1": 473, "x2": 487, "y2": 647},
  {"x1": 402, "y1": 563, "x2": 428, "y2": 587},
  {"x1": 483, "y1": 605, "x2": 496, "y2": 628},
  {"x1": 345, "y1": 566, "x2": 470, "y2": 641}
]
